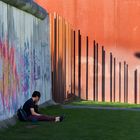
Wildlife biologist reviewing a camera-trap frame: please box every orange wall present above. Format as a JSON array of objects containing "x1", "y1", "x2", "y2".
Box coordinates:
[
  {"x1": 35, "y1": 0, "x2": 140, "y2": 66},
  {"x1": 35, "y1": 0, "x2": 140, "y2": 103}
]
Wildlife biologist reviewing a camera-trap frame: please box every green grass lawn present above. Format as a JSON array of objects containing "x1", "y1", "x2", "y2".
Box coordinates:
[
  {"x1": 69, "y1": 100, "x2": 140, "y2": 108},
  {"x1": 1, "y1": 105, "x2": 140, "y2": 140}
]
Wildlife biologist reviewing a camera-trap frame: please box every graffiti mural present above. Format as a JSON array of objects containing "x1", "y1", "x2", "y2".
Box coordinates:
[
  {"x1": 0, "y1": 39, "x2": 19, "y2": 111},
  {"x1": 33, "y1": 48, "x2": 41, "y2": 80},
  {"x1": 20, "y1": 40, "x2": 30, "y2": 98},
  {"x1": 0, "y1": 1, "x2": 51, "y2": 121}
]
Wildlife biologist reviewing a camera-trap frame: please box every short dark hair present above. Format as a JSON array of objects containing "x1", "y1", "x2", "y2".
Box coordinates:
[{"x1": 32, "y1": 91, "x2": 41, "y2": 98}]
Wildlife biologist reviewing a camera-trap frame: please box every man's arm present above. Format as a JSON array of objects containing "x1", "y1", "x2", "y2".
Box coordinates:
[{"x1": 30, "y1": 108, "x2": 41, "y2": 116}]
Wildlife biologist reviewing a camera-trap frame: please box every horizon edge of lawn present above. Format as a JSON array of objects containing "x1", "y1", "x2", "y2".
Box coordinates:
[{"x1": 67, "y1": 99, "x2": 140, "y2": 108}]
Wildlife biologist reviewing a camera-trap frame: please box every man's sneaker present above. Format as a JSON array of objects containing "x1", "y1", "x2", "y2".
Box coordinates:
[{"x1": 55, "y1": 116, "x2": 60, "y2": 122}]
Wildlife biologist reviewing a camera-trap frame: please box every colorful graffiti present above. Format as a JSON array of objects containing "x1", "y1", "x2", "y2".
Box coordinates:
[
  {"x1": 0, "y1": 39, "x2": 19, "y2": 110},
  {"x1": 0, "y1": 1, "x2": 51, "y2": 121},
  {"x1": 33, "y1": 48, "x2": 41, "y2": 80},
  {"x1": 20, "y1": 40, "x2": 30, "y2": 97}
]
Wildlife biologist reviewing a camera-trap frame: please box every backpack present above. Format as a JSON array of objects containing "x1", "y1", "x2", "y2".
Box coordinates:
[{"x1": 17, "y1": 107, "x2": 28, "y2": 121}]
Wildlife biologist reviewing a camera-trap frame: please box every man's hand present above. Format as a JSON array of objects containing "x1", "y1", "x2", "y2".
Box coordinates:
[{"x1": 30, "y1": 108, "x2": 41, "y2": 116}]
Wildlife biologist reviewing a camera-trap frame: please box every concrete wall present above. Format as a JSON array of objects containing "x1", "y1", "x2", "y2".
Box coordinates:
[{"x1": 0, "y1": 1, "x2": 51, "y2": 121}]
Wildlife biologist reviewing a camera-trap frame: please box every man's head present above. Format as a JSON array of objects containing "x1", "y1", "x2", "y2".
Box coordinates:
[{"x1": 32, "y1": 91, "x2": 41, "y2": 103}]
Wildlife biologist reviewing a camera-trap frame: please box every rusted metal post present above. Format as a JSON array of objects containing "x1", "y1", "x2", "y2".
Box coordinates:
[
  {"x1": 73, "y1": 31, "x2": 76, "y2": 96},
  {"x1": 114, "y1": 57, "x2": 116, "y2": 102},
  {"x1": 78, "y1": 30, "x2": 81, "y2": 98},
  {"x1": 93, "y1": 40, "x2": 96, "y2": 101},
  {"x1": 110, "y1": 53, "x2": 113, "y2": 102},
  {"x1": 102, "y1": 46, "x2": 105, "y2": 101},
  {"x1": 86, "y1": 36, "x2": 89, "y2": 100},
  {"x1": 134, "y1": 69, "x2": 138, "y2": 104},
  {"x1": 119, "y1": 62, "x2": 121, "y2": 102}
]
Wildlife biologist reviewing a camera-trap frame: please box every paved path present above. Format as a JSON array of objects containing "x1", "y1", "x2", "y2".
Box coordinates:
[{"x1": 62, "y1": 105, "x2": 140, "y2": 111}]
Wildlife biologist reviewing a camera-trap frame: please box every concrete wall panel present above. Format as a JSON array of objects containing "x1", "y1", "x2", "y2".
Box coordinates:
[{"x1": 0, "y1": 1, "x2": 51, "y2": 121}]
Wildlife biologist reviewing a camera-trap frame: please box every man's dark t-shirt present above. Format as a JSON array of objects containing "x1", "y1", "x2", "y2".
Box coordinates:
[{"x1": 23, "y1": 98, "x2": 35, "y2": 117}]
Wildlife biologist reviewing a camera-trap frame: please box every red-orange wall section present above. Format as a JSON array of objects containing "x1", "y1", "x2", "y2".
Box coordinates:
[
  {"x1": 35, "y1": 0, "x2": 140, "y2": 66},
  {"x1": 35, "y1": 0, "x2": 140, "y2": 103}
]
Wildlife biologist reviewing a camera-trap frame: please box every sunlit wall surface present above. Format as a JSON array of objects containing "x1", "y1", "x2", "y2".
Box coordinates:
[{"x1": 36, "y1": 0, "x2": 140, "y2": 104}]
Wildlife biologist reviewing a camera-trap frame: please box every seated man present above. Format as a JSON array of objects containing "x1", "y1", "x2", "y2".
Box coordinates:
[{"x1": 23, "y1": 91, "x2": 63, "y2": 122}]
